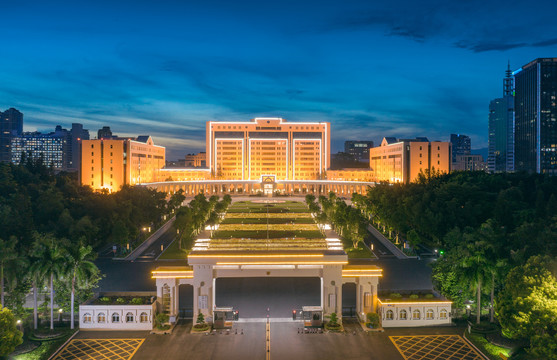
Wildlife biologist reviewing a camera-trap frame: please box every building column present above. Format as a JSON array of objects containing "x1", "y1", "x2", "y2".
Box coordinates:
[{"x1": 321, "y1": 265, "x2": 343, "y2": 317}]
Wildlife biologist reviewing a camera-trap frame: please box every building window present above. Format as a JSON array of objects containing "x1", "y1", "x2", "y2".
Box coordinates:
[
  {"x1": 82, "y1": 313, "x2": 92, "y2": 323},
  {"x1": 126, "y1": 312, "x2": 134, "y2": 323},
  {"x1": 437, "y1": 153, "x2": 440, "y2": 158},
  {"x1": 91, "y1": 152, "x2": 94, "y2": 156},
  {"x1": 400, "y1": 309, "x2": 407, "y2": 320},
  {"x1": 419, "y1": 153, "x2": 422, "y2": 158},
  {"x1": 419, "y1": 146, "x2": 422, "y2": 150},
  {"x1": 440, "y1": 309, "x2": 448, "y2": 319},
  {"x1": 438, "y1": 161, "x2": 440, "y2": 165},
  {"x1": 91, "y1": 144, "x2": 94, "y2": 148},
  {"x1": 437, "y1": 146, "x2": 440, "y2": 150},
  {"x1": 91, "y1": 181, "x2": 94, "y2": 186},
  {"x1": 112, "y1": 312, "x2": 120, "y2": 323},
  {"x1": 140, "y1": 312, "x2": 149, "y2": 323},
  {"x1": 91, "y1": 159, "x2": 94, "y2": 163},
  {"x1": 413, "y1": 309, "x2": 421, "y2": 320},
  {"x1": 110, "y1": 145, "x2": 113, "y2": 149},
  {"x1": 91, "y1": 174, "x2": 94, "y2": 178},
  {"x1": 386, "y1": 310, "x2": 393, "y2": 320},
  {"x1": 98, "y1": 313, "x2": 106, "y2": 323},
  {"x1": 426, "y1": 309, "x2": 434, "y2": 320},
  {"x1": 91, "y1": 167, "x2": 94, "y2": 171}
]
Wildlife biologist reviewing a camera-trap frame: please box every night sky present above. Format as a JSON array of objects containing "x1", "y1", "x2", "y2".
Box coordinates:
[{"x1": 2, "y1": 0, "x2": 557, "y2": 159}]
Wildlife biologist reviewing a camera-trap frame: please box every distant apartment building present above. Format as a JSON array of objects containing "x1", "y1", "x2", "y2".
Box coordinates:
[
  {"x1": 11, "y1": 131, "x2": 65, "y2": 169},
  {"x1": 369, "y1": 137, "x2": 451, "y2": 183},
  {"x1": 185, "y1": 152, "x2": 206, "y2": 167},
  {"x1": 326, "y1": 168, "x2": 375, "y2": 182},
  {"x1": 449, "y1": 134, "x2": 470, "y2": 164},
  {"x1": 344, "y1": 140, "x2": 374, "y2": 162},
  {"x1": 1, "y1": 108, "x2": 23, "y2": 163},
  {"x1": 453, "y1": 154, "x2": 487, "y2": 172},
  {"x1": 68, "y1": 123, "x2": 90, "y2": 171},
  {"x1": 97, "y1": 126, "x2": 114, "y2": 139},
  {"x1": 81, "y1": 135, "x2": 165, "y2": 192},
  {"x1": 206, "y1": 118, "x2": 330, "y2": 180},
  {"x1": 514, "y1": 58, "x2": 557, "y2": 175},
  {"x1": 488, "y1": 64, "x2": 515, "y2": 173}
]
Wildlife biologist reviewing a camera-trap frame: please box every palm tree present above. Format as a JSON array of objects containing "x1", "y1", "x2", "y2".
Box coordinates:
[
  {"x1": 0, "y1": 237, "x2": 18, "y2": 308},
  {"x1": 458, "y1": 234, "x2": 491, "y2": 325},
  {"x1": 30, "y1": 233, "x2": 66, "y2": 330},
  {"x1": 65, "y1": 242, "x2": 98, "y2": 329}
]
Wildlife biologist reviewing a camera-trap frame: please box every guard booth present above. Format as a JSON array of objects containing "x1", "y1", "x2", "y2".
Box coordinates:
[
  {"x1": 213, "y1": 307, "x2": 239, "y2": 329},
  {"x1": 302, "y1": 306, "x2": 323, "y2": 328}
]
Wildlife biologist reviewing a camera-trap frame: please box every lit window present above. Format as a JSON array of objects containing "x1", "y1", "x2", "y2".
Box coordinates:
[
  {"x1": 426, "y1": 309, "x2": 434, "y2": 320},
  {"x1": 140, "y1": 312, "x2": 149, "y2": 323},
  {"x1": 126, "y1": 312, "x2": 134, "y2": 323},
  {"x1": 98, "y1": 313, "x2": 106, "y2": 323},
  {"x1": 413, "y1": 309, "x2": 421, "y2": 320},
  {"x1": 112, "y1": 313, "x2": 120, "y2": 323},
  {"x1": 399, "y1": 309, "x2": 407, "y2": 320},
  {"x1": 82, "y1": 313, "x2": 92, "y2": 323},
  {"x1": 440, "y1": 309, "x2": 448, "y2": 319},
  {"x1": 386, "y1": 310, "x2": 393, "y2": 320}
]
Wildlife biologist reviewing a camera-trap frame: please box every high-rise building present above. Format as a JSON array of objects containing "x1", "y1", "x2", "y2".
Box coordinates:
[
  {"x1": 449, "y1": 134, "x2": 471, "y2": 164},
  {"x1": 68, "y1": 123, "x2": 90, "y2": 171},
  {"x1": 206, "y1": 118, "x2": 330, "y2": 180},
  {"x1": 514, "y1": 58, "x2": 557, "y2": 174},
  {"x1": 369, "y1": 137, "x2": 451, "y2": 183},
  {"x1": 11, "y1": 131, "x2": 65, "y2": 169},
  {"x1": 488, "y1": 63, "x2": 515, "y2": 173},
  {"x1": 344, "y1": 141, "x2": 374, "y2": 162},
  {"x1": 0, "y1": 108, "x2": 23, "y2": 163},
  {"x1": 185, "y1": 152, "x2": 206, "y2": 167},
  {"x1": 97, "y1": 126, "x2": 114, "y2": 139},
  {"x1": 453, "y1": 154, "x2": 487, "y2": 172},
  {"x1": 81, "y1": 135, "x2": 165, "y2": 192}
]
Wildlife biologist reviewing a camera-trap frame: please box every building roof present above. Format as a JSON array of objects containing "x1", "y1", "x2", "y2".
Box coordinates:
[{"x1": 136, "y1": 135, "x2": 151, "y2": 143}]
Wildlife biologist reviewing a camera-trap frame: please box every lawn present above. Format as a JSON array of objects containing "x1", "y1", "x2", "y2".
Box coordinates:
[
  {"x1": 220, "y1": 217, "x2": 316, "y2": 224},
  {"x1": 158, "y1": 239, "x2": 188, "y2": 260},
  {"x1": 14, "y1": 328, "x2": 78, "y2": 360},
  {"x1": 465, "y1": 332, "x2": 512, "y2": 360},
  {"x1": 213, "y1": 229, "x2": 323, "y2": 239}
]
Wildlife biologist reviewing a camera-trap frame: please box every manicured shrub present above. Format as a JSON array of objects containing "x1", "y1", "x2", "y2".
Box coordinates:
[
  {"x1": 409, "y1": 294, "x2": 419, "y2": 300},
  {"x1": 116, "y1": 297, "x2": 126, "y2": 304},
  {"x1": 130, "y1": 297, "x2": 144, "y2": 305}
]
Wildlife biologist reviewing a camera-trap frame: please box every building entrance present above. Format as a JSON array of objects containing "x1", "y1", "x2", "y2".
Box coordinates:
[{"x1": 215, "y1": 277, "x2": 320, "y2": 318}]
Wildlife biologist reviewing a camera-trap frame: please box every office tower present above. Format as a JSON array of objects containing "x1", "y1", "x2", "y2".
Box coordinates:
[
  {"x1": 514, "y1": 58, "x2": 557, "y2": 174},
  {"x1": 11, "y1": 131, "x2": 65, "y2": 169},
  {"x1": 0, "y1": 108, "x2": 23, "y2": 163},
  {"x1": 344, "y1": 141, "x2": 374, "y2": 162},
  {"x1": 488, "y1": 63, "x2": 515, "y2": 173},
  {"x1": 206, "y1": 118, "x2": 330, "y2": 180},
  {"x1": 453, "y1": 154, "x2": 487, "y2": 172},
  {"x1": 449, "y1": 134, "x2": 471, "y2": 164},
  {"x1": 81, "y1": 135, "x2": 165, "y2": 192},
  {"x1": 97, "y1": 126, "x2": 113, "y2": 139},
  {"x1": 369, "y1": 137, "x2": 451, "y2": 183}
]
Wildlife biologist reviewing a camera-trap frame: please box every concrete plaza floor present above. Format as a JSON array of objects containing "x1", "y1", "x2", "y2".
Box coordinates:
[{"x1": 72, "y1": 320, "x2": 470, "y2": 360}]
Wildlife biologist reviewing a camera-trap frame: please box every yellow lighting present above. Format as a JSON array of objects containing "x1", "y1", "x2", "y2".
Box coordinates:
[
  {"x1": 216, "y1": 261, "x2": 348, "y2": 265},
  {"x1": 189, "y1": 254, "x2": 324, "y2": 258},
  {"x1": 151, "y1": 276, "x2": 194, "y2": 279},
  {"x1": 342, "y1": 274, "x2": 382, "y2": 277},
  {"x1": 377, "y1": 299, "x2": 452, "y2": 305},
  {"x1": 152, "y1": 270, "x2": 193, "y2": 274}
]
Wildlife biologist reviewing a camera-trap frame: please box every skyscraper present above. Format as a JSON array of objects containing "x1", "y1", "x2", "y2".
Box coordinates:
[
  {"x1": 0, "y1": 108, "x2": 23, "y2": 163},
  {"x1": 449, "y1": 134, "x2": 471, "y2": 164},
  {"x1": 488, "y1": 63, "x2": 515, "y2": 173},
  {"x1": 69, "y1": 123, "x2": 89, "y2": 171},
  {"x1": 514, "y1": 58, "x2": 557, "y2": 174}
]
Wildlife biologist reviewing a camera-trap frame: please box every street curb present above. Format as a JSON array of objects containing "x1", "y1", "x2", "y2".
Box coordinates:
[{"x1": 47, "y1": 329, "x2": 79, "y2": 360}]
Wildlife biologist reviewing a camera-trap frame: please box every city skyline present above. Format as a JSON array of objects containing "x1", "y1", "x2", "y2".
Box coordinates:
[{"x1": 2, "y1": 1, "x2": 557, "y2": 159}]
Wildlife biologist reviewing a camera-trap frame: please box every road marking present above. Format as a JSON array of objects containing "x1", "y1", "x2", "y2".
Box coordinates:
[
  {"x1": 266, "y1": 319, "x2": 271, "y2": 360},
  {"x1": 53, "y1": 338, "x2": 144, "y2": 360},
  {"x1": 389, "y1": 335, "x2": 484, "y2": 360}
]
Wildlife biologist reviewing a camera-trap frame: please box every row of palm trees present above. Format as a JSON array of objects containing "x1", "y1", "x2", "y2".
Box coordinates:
[{"x1": 0, "y1": 233, "x2": 97, "y2": 330}]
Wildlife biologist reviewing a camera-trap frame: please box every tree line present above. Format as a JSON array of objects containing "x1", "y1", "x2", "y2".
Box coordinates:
[{"x1": 352, "y1": 171, "x2": 557, "y2": 359}]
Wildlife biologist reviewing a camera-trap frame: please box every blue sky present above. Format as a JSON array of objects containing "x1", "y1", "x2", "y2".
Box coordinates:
[{"x1": 1, "y1": 0, "x2": 557, "y2": 159}]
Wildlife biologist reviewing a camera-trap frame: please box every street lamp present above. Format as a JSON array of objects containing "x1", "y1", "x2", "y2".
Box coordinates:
[{"x1": 59, "y1": 308, "x2": 63, "y2": 322}]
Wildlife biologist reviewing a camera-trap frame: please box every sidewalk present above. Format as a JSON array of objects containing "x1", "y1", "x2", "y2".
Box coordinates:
[
  {"x1": 366, "y1": 225, "x2": 408, "y2": 259},
  {"x1": 124, "y1": 216, "x2": 176, "y2": 261}
]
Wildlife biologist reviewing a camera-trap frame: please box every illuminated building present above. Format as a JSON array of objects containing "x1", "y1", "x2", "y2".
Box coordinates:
[
  {"x1": 81, "y1": 135, "x2": 165, "y2": 192},
  {"x1": 449, "y1": 134, "x2": 470, "y2": 165},
  {"x1": 206, "y1": 118, "x2": 330, "y2": 181},
  {"x1": 344, "y1": 140, "x2": 374, "y2": 162},
  {"x1": 185, "y1": 152, "x2": 206, "y2": 167},
  {"x1": 369, "y1": 137, "x2": 451, "y2": 183},
  {"x1": 11, "y1": 131, "x2": 65, "y2": 169},
  {"x1": 1, "y1": 108, "x2": 23, "y2": 163},
  {"x1": 326, "y1": 168, "x2": 375, "y2": 182},
  {"x1": 453, "y1": 154, "x2": 487, "y2": 172},
  {"x1": 514, "y1": 58, "x2": 557, "y2": 174}
]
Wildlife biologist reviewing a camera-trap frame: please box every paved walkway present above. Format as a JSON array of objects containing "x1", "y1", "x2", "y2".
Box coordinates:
[{"x1": 367, "y1": 224, "x2": 408, "y2": 259}]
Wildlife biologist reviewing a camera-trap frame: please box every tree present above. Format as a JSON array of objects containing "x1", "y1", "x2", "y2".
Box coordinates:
[
  {"x1": 0, "y1": 306, "x2": 23, "y2": 357},
  {"x1": 496, "y1": 255, "x2": 557, "y2": 359},
  {"x1": 64, "y1": 242, "x2": 98, "y2": 329},
  {"x1": 0, "y1": 237, "x2": 18, "y2": 308},
  {"x1": 30, "y1": 233, "x2": 66, "y2": 330}
]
